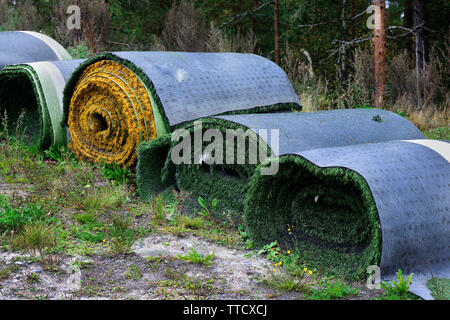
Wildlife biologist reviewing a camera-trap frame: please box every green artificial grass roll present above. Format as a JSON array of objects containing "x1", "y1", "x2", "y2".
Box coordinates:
[
  {"x1": 136, "y1": 134, "x2": 174, "y2": 200},
  {"x1": 142, "y1": 109, "x2": 425, "y2": 215},
  {"x1": 63, "y1": 51, "x2": 301, "y2": 166},
  {"x1": 244, "y1": 155, "x2": 381, "y2": 280},
  {"x1": 244, "y1": 139, "x2": 449, "y2": 299},
  {"x1": 0, "y1": 31, "x2": 71, "y2": 70},
  {"x1": 0, "y1": 60, "x2": 84, "y2": 148}
]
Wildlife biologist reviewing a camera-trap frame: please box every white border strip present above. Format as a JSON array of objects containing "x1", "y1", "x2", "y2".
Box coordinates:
[
  {"x1": 19, "y1": 31, "x2": 71, "y2": 60},
  {"x1": 403, "y1": 139, "x2": 450, "y2": 162}
]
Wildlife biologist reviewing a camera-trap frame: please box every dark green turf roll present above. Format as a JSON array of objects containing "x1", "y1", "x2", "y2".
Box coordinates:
[
  {"x1": 136, "y1": 134, "x2": 174, "y2": 200},
  {"x1": 245, "y1": 139, "x2": 449, "y2": 299},
  {"x1": 145, "y1": 108, "x2": 425, "y2": 213}
]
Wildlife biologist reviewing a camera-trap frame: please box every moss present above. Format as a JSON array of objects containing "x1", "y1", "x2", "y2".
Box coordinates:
[{"x1": 243, "y1": 155, "x2": 382, "y2": 281}]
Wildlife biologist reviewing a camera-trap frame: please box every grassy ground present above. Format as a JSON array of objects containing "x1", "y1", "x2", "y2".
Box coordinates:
[{"x1": 0, "y1": 122, "x2": 438, "y2": 300}]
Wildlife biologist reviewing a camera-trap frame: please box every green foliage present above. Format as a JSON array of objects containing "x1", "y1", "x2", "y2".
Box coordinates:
[
  {"x1": 0, "y1": 267, "x2": 11, "y2": 281},
  {"x1": 109, "y1": 212, "x2": 147, "y2": 253},
  {"x1": 98, "y1": 161, "x2": 130, "y2": 184},
  {"x1": 11, "y1": 221, "x2": 59, "y2": 268},
  {"x1": 150, "y1": 194, "x2": 166, "y2": 225},
  {"x1": 124, "y1": 265, "x2": 142, "y2": 280},
  {"x1": 68, "y1": 184, "x2": 129, "y2": 213},
  {"x1": 67, "y1": 44, "x2": 91, "y2": 59},
  {"x1": 309, "y1": 280, "x2": 360, "y2": 300},
  {"x1": 244, "y1": 156, "x2": 382, "y2": 281},
  {"x1": 0, "y1": 195, "x2": 48, "y2": 233},
  {"x1": 197, "y1": 197, "x2": 217, "y2": 218},
  {"x1": 44, "y1": 146, "x2": 76, "y2": 163},
  {"x1": 424, "y1": 127, "x2": 450, "y2": 140},
  {"x1": 177, "y1": 248, "x2": 215, "y2": 267},
  {"x1": 381, "y1": 269, "x2": 414, "y2": 296}
]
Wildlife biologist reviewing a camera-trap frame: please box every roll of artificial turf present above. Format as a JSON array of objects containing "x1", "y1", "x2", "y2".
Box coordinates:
[
  {"x1": 142, "y1": 108, "x2": 425, "y2": 205},
  {"x1": 62, "y1": 52, "x2": 301, "y2": 167},
  {"x1": 245, "y1": 139, "x2": 449, "y2": 299},
  {"x1": 0, "y1": 60, "x2": 84, "y2": 148},
  {"x1": 0, "y1": 31, "x2": 71, "y2": 70}
]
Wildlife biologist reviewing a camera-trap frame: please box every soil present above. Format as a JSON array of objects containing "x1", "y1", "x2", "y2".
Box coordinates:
[{"x1": 0, "y1": 230, "x2": 384, "y2": 300}]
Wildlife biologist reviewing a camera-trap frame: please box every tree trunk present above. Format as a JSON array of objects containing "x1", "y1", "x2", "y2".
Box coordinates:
[
  {"x1": 413, "y1": 0, "x2": 428, "y2": 72},
  {"x1": 338, "y1": 0, "x2": 348, "y2": 82},
  {"x1": 274, "y1": 0, "x2": 280, "y2": 65},
  {"x1": 403, "y1": 0, "x2": 414, "y2": 53},
  {"x1": 252, "y1": 0, "x2": 258, "y2": 31},
  {"x1": 73, "y1": 0, "x2": 82, "y2": 47},
  {"x1": 373, "y1": 0, "x2": 386, "y2": 109}
]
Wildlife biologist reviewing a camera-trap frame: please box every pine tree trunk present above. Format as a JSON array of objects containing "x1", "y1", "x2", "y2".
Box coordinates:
[
  {"x1": 274, "y1": 0, "x2": 280, "y2": 65},
  {"x1": 414, "y1": 0, "x2": 428, "y2": 72},
  {"x1": 373, "y1": 0, "x2": 386, "y2": 109}
]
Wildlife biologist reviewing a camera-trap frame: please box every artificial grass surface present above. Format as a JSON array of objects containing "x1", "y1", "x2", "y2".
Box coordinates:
[
  {"x1": 0, "y1": 66, "x2": 49, "y2": 147},
  {"x1": 136, "y1": 134, "x2": 174, "y2": 200},
  {"x1": 144, "y1": 109, "x2": 425, "y2": 214},
  {"x1": 243, "y1": 156, "x2": 382, "y2": 281},
  {"x1": 0, "y1": 61, "x2": 84, "y2": 149},
  {"x1": 67, "y1": 59, "x2": 157, "y2": 167},
  {"x1": 426, "y1": 278, "x2": 450, "y2": 300}
]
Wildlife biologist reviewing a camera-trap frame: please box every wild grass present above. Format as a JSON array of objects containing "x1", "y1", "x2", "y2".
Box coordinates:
[
  {"x1": 9, "y1": 221, "x2": 59, "y2": 268},
  {"x1": 287, "y1": 35, "x2": 449, "y2": 134}
]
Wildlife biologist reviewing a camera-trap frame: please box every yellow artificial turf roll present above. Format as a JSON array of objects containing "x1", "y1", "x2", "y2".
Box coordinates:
[{"x1": 67, "y1": 60, "x2": 156, "y2": 166}]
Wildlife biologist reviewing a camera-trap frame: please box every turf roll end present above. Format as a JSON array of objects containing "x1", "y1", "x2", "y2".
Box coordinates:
[
  {"x1": 244, "y1": 156, "x2": 382, "y2": 281},
  {"x1": 136, "y1": 134, "x2": 174, "y2": 200},
  {"x1": 67, "y1": 59, "x2": 157, "y2": 166},
  {"x1": 0, "y1": 66, "x2": 49, "y2": 147}
]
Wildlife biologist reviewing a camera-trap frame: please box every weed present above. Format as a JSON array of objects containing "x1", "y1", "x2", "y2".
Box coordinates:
[
  {"x1": 263, "y1": 269, "x2": 312, "y2": 293},
  {"x1": 67, "y1": 44, "x2": 91, "y2": 59},
  {"x1": 0, "y1": 195, "x2": 48, "y2": 233},
  {"x1": 124, "y1": 265, "x2": 142, "y2": 280},
  {"x1": 174, "y1": 215, "x2": 204, "y2": 230},
  {"x1": 108, "y1": 213, "x2": 150, "y2": 253},
  {"x1": 177, "y1": 248, "x2": 215, "y2": 267},
  {"x1": 26, "y1": 272, "x2": 41, "y2": 283},
  {"x1": 424, "y1": 126, "x2": 450, "y2": 140},
  {"x1": 44, "y1": 146, "x2": 76, "y2": 163},
  {"x1": 0, "y1": 267, "x2": 11, "y2": 281},
  {"x1": 197, "y1": 197, "x2": 216, "y2": 218},
  {"x1": 97, "y1": 161, "x2": 130, "y2": 184},
  {"x1": 68, "y1": 184, "x2": 128, "y2": 213},
  {"x1": 380, "y1": 269, "x2": 413, "y2": 296},
  {"x1": 11, "y1": 221, "x2": 59, "y2": 268},
  {"x1": 73, "y1": 212, "x2": 97, "y2": 225},
  {"x1": 308, "y1": 280, "x2": 359, "y2": 300},
  {"x1": 150, "y1": 195, "x2": 166, "y2": 225},
  {"x1": 171, "y1": 223, "x2": 187, "y2": 237}
]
